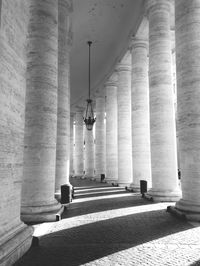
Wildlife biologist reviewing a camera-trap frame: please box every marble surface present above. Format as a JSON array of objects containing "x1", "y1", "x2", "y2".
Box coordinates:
[
  {"x1": 55, "y1": 0, "x2": 72, "y2": 193},
  {"x1": 175, "y1": 0, "x2": 200, "y2": 215},
  {"x1": 70, "y1": 113, "x2": 75, "y2": 175},
  {"x1": 105, "y1": 72, "x2": 118, "y2": 183},
  {"x1": 116, "y1": 51, "x2": 133, "y2": 186},
  {"x1": 147, "y1": 0, "x2": 180, "y2": 201},
  {"x1": 130, "y1": 38, "x2": 152, "y2": 191},
  {"x1": 74, "y1": 109, "x2": 84, "y2": 176},
  {"x1": 94, "y1": 96, "x2": 106, "y2": 180},
  {"x1": 84, "y1": 128, "x2": 95, "y2": 178},
  {"x1": 0, "y1": 0, "x2": 33, "y2": 264},
  {"x1": 21, "y1": 0, "x2": 61, "y2": 222}
]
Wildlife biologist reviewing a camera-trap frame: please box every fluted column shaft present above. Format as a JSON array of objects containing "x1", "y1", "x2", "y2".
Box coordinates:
[
  {"x1": 95, "y1": 96, "x2": 106, "y2": 180},
  {"x1": 116, "y1": 51, "x2": 133, "y2": 186},
  {"x1": 74, "y1": 110, "x2": 84, "y2": 176},
  {"x1": 146, "y1": 0, "x2": 180, "y2": 201},
  {"x1": 84, "y1": 129, "x2": 95, "y2": 178},
  {"x1": 130, "y1": 38, "x2": 151, "y2": 190},
  {"x1": 105, "y1": 73, "x2": 118, "y2": 183},
  {"x1": 21, "y1": 0, "x2": 61, "y2": 222},
  {"x1": 174, "y1": 0, "x2": 200, "y2": 218},
  {"x1": 70, "y1": 113, "x2": 75, "y2": 176},
  {"x1": 55, "y1": 0, "x2": 72, "y2": 195}
]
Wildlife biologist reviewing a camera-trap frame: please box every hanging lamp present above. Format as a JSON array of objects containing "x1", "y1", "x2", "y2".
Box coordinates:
[{"x1": 83, "y1": 41, "x2": 96, "y2": 130}]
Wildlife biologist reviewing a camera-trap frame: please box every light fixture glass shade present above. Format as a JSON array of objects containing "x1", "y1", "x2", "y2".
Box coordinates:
[{"x1": 83, "y1": 99, "x2": 96, "y2": 130}]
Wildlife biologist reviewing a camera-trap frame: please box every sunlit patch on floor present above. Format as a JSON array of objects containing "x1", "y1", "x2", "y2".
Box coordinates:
[
  {"x1": 33, "y1": 202, "x2": 174, "y2": 237},
  {"x1": 15, "y1": 178, "x2": 200, "y2": 266},
  {"x1": 80, "y1": 226, "x2": 200, "y2": 266}
]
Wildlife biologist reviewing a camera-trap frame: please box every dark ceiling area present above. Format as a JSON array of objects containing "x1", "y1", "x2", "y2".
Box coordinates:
[{"x1": 70, "y1": 0, "x2": 145, "y2": 109}]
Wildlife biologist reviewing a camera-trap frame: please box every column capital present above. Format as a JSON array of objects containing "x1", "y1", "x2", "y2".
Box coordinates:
[
  {"x1": 129, "y1": 37, "x2": 148, "y2": 51},
  {"x1": 116, "y1": 51, "x2": 132, "y2": 72},
  {"x1": 145, "y1": 0, "x2": 172, "y2": 16},
  {"x1": 105, "y1": 72, "x2": 118, "y2": 87}
]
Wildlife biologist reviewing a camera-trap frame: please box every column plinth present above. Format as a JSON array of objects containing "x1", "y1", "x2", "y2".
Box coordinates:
[
  {"x1": 116, "y1": 51, "x2": 133, "y2": 186},
  {"x1": 168, "y1": 0, "x2": 200, "y2": 220},
  {"x1": 130, "y1": 38, "x2": 151, "y2": 191},
  {"x1": 146, "y1": 0, "x2": 181, "y2": 201},
  {"x1": 105, "y1": 73, "x2": 118, "y2": 183},
  {"x1": 21, "y1": 0, "x2": 63, "y2": 222}
]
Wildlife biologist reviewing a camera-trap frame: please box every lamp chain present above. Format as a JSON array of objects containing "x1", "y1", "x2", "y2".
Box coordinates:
[{"x1": 88, "y1": 41, "x2": 92, "y2": 100}]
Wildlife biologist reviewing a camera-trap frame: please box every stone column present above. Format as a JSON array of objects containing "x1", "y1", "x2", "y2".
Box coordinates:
[
  {"x1": 84, "y1": 128, "x2": 95, "y2": 178},
  {"x1": 21, "y1": 0, "x2": 62, "y2": 223},
  {"x1": 130, "y1": 37, "x2": 152, "y2": 191},
  {"x1": 55, "y1": 0, "x2": 73, "y2": 199},
  {"x1": 0, "y1": 1, "x2": 33, "y2": 264},
  {"x1": 116, "y1": 51, "x2": 133, "y2": 186},
  {"x1": 94, "y1": 95, "x2": 106, "y2": 181},
  {"x1": 168, "y1": 0, "x2": 200, "y2": 220},
  {"x1": 70, "y1": 112, "x2": 75, "y2": 176},
  {"x1": 74, "y1": 109, "x2": 84, "y2": 177},
  {"x1": 105, "y1": 73, "x2": 118, "y2": 183},
  {"x1": 146, "y1": 0, "x2": 181, "y2": 201},
  {"x1": 83, "y1": 124, "x2": 86, "y2": 174}
]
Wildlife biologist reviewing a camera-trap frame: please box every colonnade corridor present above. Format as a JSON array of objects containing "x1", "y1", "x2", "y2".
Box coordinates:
[{"x1": 15, "y1": 178, "x2": 200, "y2": 266}]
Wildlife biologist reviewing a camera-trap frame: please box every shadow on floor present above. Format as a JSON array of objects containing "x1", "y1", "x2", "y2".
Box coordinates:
[
  {"x1": 74, "y1": 184, "x2": 112, "y2": 190},
  {"x1": 15, "y1": 207, "x2": 193, "y2": 266},
  {"x1": 70, "y1": 177, "x2": 110, "y2": 189},
  {"x1": 73, "y1": 189, "x2": 130, "y2": 199},
  {"x1": 62, "y1": 178, "x2": 151, "y2": 218},
  {"x1": 63, "y1": 193, "x2": 152, "y2": 219},
  {"x1": 190, "y1": 261, "x2": 200, "y2": 266},
  {"x1": 74, "y1": 187, "x2": 124, "y2": 194},
  {"x1": 14, "y1": 178, "x2": 197, "y2": 266}
]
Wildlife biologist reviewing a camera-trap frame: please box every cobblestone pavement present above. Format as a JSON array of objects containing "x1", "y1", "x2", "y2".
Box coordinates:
[{"x1": 15, "y1": 177, "x2": 200, "y2": 266}]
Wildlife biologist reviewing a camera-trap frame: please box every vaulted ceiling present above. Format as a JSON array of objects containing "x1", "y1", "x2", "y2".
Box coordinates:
[{"x1": 70, "y1": 0, "x2": 145, "y2": 110}]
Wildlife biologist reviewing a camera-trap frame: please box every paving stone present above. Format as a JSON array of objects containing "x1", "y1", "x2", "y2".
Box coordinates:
[{"x1": 15, "y1": 178, "x2": 200, "y2": 266}]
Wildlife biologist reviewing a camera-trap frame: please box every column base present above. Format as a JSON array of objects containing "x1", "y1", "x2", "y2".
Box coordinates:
[
  {"x1": 129, "y1": 183, "x2": 140, "y2": 192},
  {"x1": 74, "y1": 174, "x2": 84, "y2": 179},
  {"x1": 117, "y1": 182, "x2": 132, "y2": 187},
  {"x1": 167, "y1": 199, "x2": 200, "y2": 222},
  {"x1": 105, "y1": 178, "x2": 118, "y2": 184},
  {"x1": 94, "y1": 175, "x2": 107, "y2": 182},
  {"x1": 94, "y1": 175, "x2": 100, "y2": 182},
  {"x1": 55, "y1": 191, "x2": 61, "y2": 201},
  {"x1": 0, "y1": 223, "x2": 33, "y2": 266},
  {"x1": 83, "y1": 174, "x2": 95, "y2": 179},
  {"x1": 129, "y1": 181, "x2": 152, "y2": 192},
  {"x1": 21, "y1": 201, "x2": 64, "y2": 223},
  {"x1": 147, "y1": 189, "x2": 181, "y2": 202}
]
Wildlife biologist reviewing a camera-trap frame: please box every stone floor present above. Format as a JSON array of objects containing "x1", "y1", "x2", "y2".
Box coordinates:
[{"x1": 15, "y1": 177, "x2": 200, "y2": 266}]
